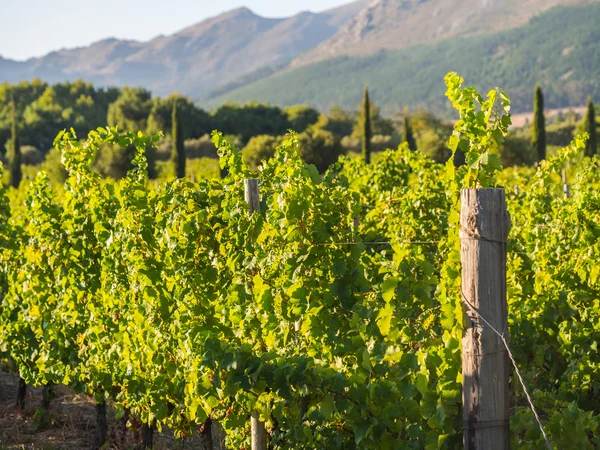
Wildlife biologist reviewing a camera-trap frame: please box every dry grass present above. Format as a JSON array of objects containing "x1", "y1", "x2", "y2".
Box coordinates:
[{"x1": 510, "y1": 105, "x2": 587, "y2": 129}]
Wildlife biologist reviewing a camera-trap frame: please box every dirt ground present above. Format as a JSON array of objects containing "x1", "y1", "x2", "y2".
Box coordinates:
[{"x1": 0, "y1": 372, "x2": 222, "y2": 450}]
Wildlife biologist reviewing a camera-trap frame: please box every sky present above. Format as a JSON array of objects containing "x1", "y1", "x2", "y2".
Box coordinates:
[{"x1": 0, "y1": 0, "x2": 352, "y2": 61}]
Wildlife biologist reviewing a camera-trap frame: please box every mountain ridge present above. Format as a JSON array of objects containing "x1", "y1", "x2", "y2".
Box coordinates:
[
  {"x1": 0, "y1": 2, "x2": 365, "y2": 96},
  {"x1": 205, "y1": 4, "x2": 600, "y2": 114},
  {"x1": 1, "y1": 0, "x2": 599, "y2": 113},
  {"x1": 291, "y1": 0, "x2": 595, "y2": 68}
]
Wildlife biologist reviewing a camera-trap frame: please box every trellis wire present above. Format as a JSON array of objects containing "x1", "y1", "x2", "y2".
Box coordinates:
[{"x1": 461, "y1": 289, "x2": 553, "y2": 450}]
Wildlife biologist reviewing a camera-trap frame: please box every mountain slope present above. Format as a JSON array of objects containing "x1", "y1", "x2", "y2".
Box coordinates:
[
  {"x1": 322, "y1": 0, "x2": 371, "y2": 26},
  {"x1": 205, "y1": 4, "x2": 600, "y2": 114},
  {"x1": 292, "y1": 0, "x2": 595, "y2": 68},
  {"x1": 0, "y1": 5, "x2": 361, "y2": 97}
]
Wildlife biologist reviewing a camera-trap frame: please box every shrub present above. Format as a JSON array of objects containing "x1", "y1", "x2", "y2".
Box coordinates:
[
  {"x1": 297, "y1": 129, "x2": 346, "y2": 173},
  {"x1": 499, "y1": 135, "x2": 537, "y2": 167},
  {"x1": 21, "y1": 145, "x2": 44, "y2": 165},
  {"x1": 285, "y1": 105, "x2": 320, "y2": 132},
  {"x1": 417, "y1": 130, "x2": 452, "y2": 163},
  {"x1": 185, "y1": 135, "x2": 219, "y2": 159},
  {"x1": 242, "y1": 135, "x2": 282, "y2": 168}
]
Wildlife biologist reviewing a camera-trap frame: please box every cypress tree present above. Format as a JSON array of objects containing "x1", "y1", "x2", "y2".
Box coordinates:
[
  {"x1": 532, "y1": 84, "x2": 546, "y2": 161},
  {"x1": 8, "y1": 99, "x2": 22, "y2": 188},
  {"x1": 402, "y1": 107, "x2": 417, "y2": 151},
  {"x1": 361, "y1": 87, "x2": 372, "y2": 164},
  {"x1": 584, "y1": 96, "x2": 597, "y2": 157},
  {"x1": 171, "y1": 100, "x2": 185, "y2": 178}
]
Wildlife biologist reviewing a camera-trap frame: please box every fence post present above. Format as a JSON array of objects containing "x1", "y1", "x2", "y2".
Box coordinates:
[
  {"x1": 460, "y1": 188, "x2": 511, "y2": 450},
  {"x1": 244, "y1": 178, "x2": 267, "y2": 450},
  {"x1": 244, "y1": 179, "x2": 260, "y2": 215},
  {"x1": 251, "y1": 410, "x2": 267, "y2": 450},
  {"x1": 562, "y1": 169, "x2": 570, "y2": 199}
]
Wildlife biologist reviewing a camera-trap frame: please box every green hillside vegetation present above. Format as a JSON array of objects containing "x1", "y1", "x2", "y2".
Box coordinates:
[{"x1": 207, "y1": 4, "x2": 600, "y2": 114}]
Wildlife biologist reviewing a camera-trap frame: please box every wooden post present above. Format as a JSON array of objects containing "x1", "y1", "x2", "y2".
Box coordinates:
[
  {"x1": 460, "y1": 188, "x2": 511, "y2": 450},
  {"x1": 244, "y1": 178, "x2": 267, "y2": 450},
  {"x1": 251, "y1": 411, "x2": 267, "y2": 450},
  {"x1": 562, "y1": 169, "x2": 570, "y2": 199},
  {"x1": 244, "y1": 179, "x2": 260, "y2": 215}
]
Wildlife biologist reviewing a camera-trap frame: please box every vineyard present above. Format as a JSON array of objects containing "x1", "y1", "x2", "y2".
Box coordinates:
[{"x1": 1, "y1": 73, "x2": 600, "y2": 449}]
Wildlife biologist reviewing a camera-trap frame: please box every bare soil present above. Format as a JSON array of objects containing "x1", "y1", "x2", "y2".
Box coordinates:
[{"x1": 0, "y1": 372, "x2": 221, "y2": 450}]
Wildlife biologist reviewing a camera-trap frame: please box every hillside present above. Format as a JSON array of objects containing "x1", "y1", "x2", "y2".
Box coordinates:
[
  {"x1": 292, "y1": 0, "x2": 594, "y2": 68},
  {"x1": 2, "y1": 0, "x2": 596, "y2": 104},
  {"x1": 0, "y1": 4, "x2": 363, "y2": 97},
  {"x1": 206, "y1": 4, "x2": 600, "y2": 114}
]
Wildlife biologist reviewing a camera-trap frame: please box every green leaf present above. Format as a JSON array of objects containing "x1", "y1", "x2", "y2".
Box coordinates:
[
  {"x1": 416, "y1": 374, "x2": 428, "y2": 396},
  {"x1": 381, "y1": 277, "x2": 399, "y2": 303},
  {"x1": 376, "y1": 303, "x2": 394, "y2": 337},
  {"x1": 321, "y1": 394, "x2": 335, "y2": 419},
  {"x1": 354, "y1": 418, "x2": 370, "y2": 444}
]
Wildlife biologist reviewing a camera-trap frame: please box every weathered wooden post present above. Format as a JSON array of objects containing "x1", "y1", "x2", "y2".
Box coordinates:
[
  {"x1": 244, "y1": 179, "x2": 260, "y2": 216},
  {"x1": 244, "y1": 178, "x2": 267, "y2": 450},
  {"x1": 460, "y1": 188, "x2": 511, "y2": 450},
  {"x1": 251, "y1": 410, "x2": 267, "y2": 450},
  {"x1": 562, "y1": 169, "x2": 570, "y2": 199}
]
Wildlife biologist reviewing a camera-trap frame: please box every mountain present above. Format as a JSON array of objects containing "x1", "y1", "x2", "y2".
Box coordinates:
[
  {"x1": 1, "y1": 0, "x2": 599, "y2": 114},
  {"x1": 206, "y1": 4, "x2": 600, "y2": 114},
  {"x1": 291, "y1": 0, "x2": 593, "y2": 68},
  {"x1": 0, "y1": 3, "x2": 365, "y2": 97},
  {"x1": 321, "y1": 0, "x2": 371, "y2": 27}
]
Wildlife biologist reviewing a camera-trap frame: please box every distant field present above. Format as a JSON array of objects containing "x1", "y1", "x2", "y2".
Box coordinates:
[{"x1": 511, "y1": 105, "x2": 587, "y2": 128}]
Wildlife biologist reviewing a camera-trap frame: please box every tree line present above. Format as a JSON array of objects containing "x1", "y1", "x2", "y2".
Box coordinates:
[
  {"x1": 0, "y1": 79, "x2": 398, "y2": 180},
  {"x1": 1, "y1": 79, "x2": 598, "y2": 188}
]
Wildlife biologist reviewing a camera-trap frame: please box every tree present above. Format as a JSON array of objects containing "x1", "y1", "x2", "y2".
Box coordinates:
[
  {"x1": 532, "y1": 84, "x2": 546, "y2": 161},
  {"x1": 361, "y1": 87, "x2": 372, "y2": 164},
  {"x1": 40, "y1": 147, "x2": 68, "y2": 185},
  {"x1": 312, "y1": 107, "x2": 355, "y2": 140},
  {"x1": 408, "y1": 109, "x2": 454, "y2": 163},
  {"x1": 21, "y1": 87, "x2": 66, "y2": 151},
  {"x1": 402, "y1": 108, "x2": 417, "y2": 151},
  {"x1": 350, "y1": 99, "x2": 395, "y2": 143},
  {"x1": 584, "y1": 96, "x2": 597, "y2": 157},
  {"x1": 211, "y1": 102, "x2": 290, "y2": 144},
  {"x1": 297, "y1": 129, "x2": 345, "y2": 173},
  {"x1": 285, "y1": 105, "x2": 320, "y2": 133},
  {"x1": 500, "y1": 135, "x2": 537, "y2": 167},
  {"x1": 242, "y1": 135, "x2": 282, "y2": 168},
  {"x1": 171, "y1": 101, "x2": 186, "y2": 178},
  {"x1": 146, "y1": 94, "x2": 212, "y2": 139},
  {"x1": 8, "y1": 100, "x2": 22, "y2": 188},
  {"x1": 107, "y1": 87, "x2": 152, "y2": 132},
  {"x1": 92, "y1": 143, "x2": 135, "y2": 180}
]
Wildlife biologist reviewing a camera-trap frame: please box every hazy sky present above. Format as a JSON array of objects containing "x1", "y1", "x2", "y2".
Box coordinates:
[{"x1": 0, "y1": 0, "x2": 352, "y2": 60}]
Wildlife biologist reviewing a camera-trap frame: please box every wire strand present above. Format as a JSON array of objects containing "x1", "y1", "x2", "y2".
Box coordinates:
[
  {"x1": 312, "y1": 240, "x2": 439, "y2": 246},
  {"x1": 461, "y1": 289, "x2": 553, "y2": 450}
]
